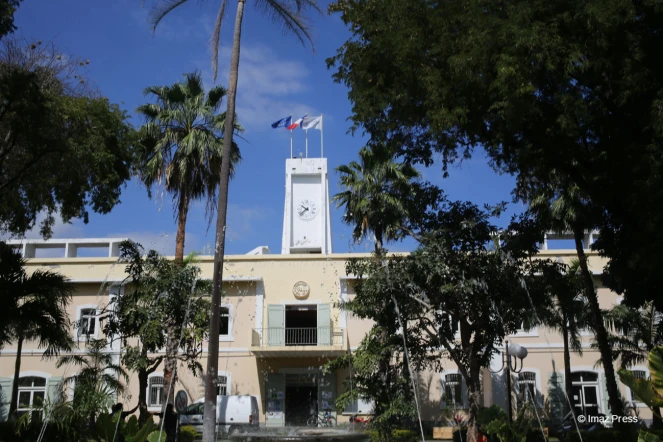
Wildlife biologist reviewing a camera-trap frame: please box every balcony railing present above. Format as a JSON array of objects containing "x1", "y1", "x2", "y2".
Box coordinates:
[{"x1": 252, "y1": 327, "x2": 344, "y2": 347}]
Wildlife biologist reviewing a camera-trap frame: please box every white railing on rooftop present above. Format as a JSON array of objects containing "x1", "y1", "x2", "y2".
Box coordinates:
[
  {"x1": 541, "y1": 230, "x2": 599, "y2": 251},
  {"x1": 5, "y1": 238, "x2": 128, "y2": 258}
]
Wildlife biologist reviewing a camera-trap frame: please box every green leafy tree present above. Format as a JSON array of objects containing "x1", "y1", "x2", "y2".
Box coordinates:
[
  {"x1": 539, "y1": 259, "x2": 590, "y2": 418},
  {"x1": 333, "y1": 144, "x2": 421, "y2": 253},
  {"x1": 136, "y1": 72, "x2": 240, "y2": 410},
  {"x1": 103, "y1": 240, "x2": 212, "y2": 422},
  {"x1": 0, "y1": 37, "x2": 136, "y2": 238},
  {"x1": 146, "y1": 0, "x2": 321, "y2": 438},
  {"x1": 339, "y1": 201, "x2": 550, "y2": 442},
  {"x1": 0, "y1": 0, "x2": 22, "y2": 38},
  {"x1": 57, "y1": 338, "x2": 129, "y2": 431},
  {"x1": 328, "y1": 0, "x2": 663, "y2": 344},
  {"x1": 0, "y1": 242, "x2": 74, "y2": 419}
]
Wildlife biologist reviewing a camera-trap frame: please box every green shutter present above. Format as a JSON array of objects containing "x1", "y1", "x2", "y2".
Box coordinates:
[
  {"x1": 317, "y1": 304, "x2": 331, "y2": 345},
  {"x1": 318, "y1": 371, "x2": 337, "y2": 422},
  {"x1": 599, "y1": 372, "x2": 610, "y2": 415},
  {"x1": 548, "y1": 372, "x2": 565, "y2": 424},
  {"x1": 47, "y1": 377, "x2": 64, "y2": 405},
  {"x1": 267, "y1": 305, "x2": 285, "y2": 346},
  {"x1": 265, "y1": 374, "x2": 285, "y2": 427},
  {"x1": 0, "y1": 378, "x2": 12, "y2": 422}
]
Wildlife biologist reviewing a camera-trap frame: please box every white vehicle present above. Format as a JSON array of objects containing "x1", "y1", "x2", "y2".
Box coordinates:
[{"x1": 180, "y1": 395, "x2": 260, "y2": 434}]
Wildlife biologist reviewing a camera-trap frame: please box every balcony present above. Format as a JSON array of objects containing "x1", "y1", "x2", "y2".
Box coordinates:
[{"x1": 250, "y1": 327, "x2": 345, "y2": 358}]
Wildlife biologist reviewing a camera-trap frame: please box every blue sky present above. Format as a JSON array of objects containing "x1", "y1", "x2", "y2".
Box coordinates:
[{"x1": 11, "y1": 0, "x2": 520, "y2": 256}]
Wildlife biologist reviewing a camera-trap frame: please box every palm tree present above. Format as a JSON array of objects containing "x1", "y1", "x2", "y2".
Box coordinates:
[
  {"x1": 57, "y1": 338, "x2": 129, "y2": 431},
  {"x1": 542, "y1": 259, "x2": 590, "y2": 417},
  {"x1": 147, "y1": 2, "x2": 320, "y2": 439},
  {"x1": 530, "y1": 184, "x2": 625, "y2": 417},
  {"x1": 602, "y1": 301, "x2": 663, "y2": 427},
  {"x1": 137, "y1": 71, "x2": 241, "y2": 411},
  {"x1": 0, "y1": 243, "x2": 74, "y2": 419},
  {"x1": 333, "y1": 144, "x2": 420, "y2": 254},
  {"x1": 136, "y1": 71, "x2": 242, "y2": 263}
]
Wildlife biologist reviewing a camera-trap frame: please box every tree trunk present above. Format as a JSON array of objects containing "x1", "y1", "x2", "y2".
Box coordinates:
[
  {"x1": 174, "y1": 194, "x2": 189, "y2": 263},
  {"x1": 163, "y1": 194, "x2": 189, "y2": 413},
  {"x1": 654, "y1": 407, "x2": 663, "y2": 429},
  {"x1": 465, "y1": 374, "x2": 481, "y2": 442},
  {"x1": 573, "y1": 229, "x2": 624, "y2": 417},
  {"x1": 8, "y1": 336, "x2": 23, "y2": 418},
  {"x1": 162, "y1": 326, "x2": 178, "y2": 411},
  {"x1": 138, "y1": 369, "x2": 150, "y2": 425},
  {"x1": 204, "y1": 1, "x2": 245, "y2": 441},
  {"x1": 562, "y1": 323, "x2": 574, "y2": 417}
]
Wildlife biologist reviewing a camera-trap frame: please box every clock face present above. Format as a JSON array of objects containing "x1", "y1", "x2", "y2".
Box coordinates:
[{"x1": 296, "y1": 199, "x2": 318, "y2": 220}]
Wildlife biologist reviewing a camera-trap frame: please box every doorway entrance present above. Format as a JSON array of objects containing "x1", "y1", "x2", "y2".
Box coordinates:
[
  {"x1": 284, "y1": 374, "x2": 318, "y2": 426},
  {"x1": 571, "y1": 372, "x2": 601, "y2": 417},
  {"x1": 285, "y1": 305, "x2": 317, "y2": 346}
]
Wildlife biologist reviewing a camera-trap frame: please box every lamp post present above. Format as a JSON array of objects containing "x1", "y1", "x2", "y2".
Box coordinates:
[{"x1": 489, "y1": 340, "x2": 528, "y2": 422}]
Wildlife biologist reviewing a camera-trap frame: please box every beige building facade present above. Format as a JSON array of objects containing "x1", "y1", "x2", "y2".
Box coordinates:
[{"x1": 0, "y1": 157, "x2": 651, "y2": 428}]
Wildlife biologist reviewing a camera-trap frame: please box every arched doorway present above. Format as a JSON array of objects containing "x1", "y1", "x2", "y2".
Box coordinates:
[{"x1": 571, "y1": 371, "x2": 600, "y2": 417}]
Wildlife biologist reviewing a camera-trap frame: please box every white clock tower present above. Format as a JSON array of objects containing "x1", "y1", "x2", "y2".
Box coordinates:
[{"x1": 281, "y1": 157, "x2": 333, "y2": 254}]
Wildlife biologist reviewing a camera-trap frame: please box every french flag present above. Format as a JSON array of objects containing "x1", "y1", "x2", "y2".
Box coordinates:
[
  {"x1": 271, "y1": 116, "x2": 292, "y2": 129},
  {"x1": 287, "y1": 114, "x2": 307, "y2": 130}
]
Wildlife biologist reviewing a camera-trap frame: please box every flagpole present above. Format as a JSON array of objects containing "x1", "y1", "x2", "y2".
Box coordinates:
[
  {"x1": 306, "y1": 130, "x2": 309, "y2": 158},
  {"x1": 320, "y1": 114, "x2": 324, "y2": 158},
  {"x1": 290, "y1": 129, "x2": 293, "y2": 158}
]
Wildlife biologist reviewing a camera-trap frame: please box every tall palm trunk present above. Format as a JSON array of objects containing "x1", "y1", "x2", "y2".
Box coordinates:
[
  {"x1": 8, "y1": 336, "x2": 23, "y2": 418},
  {"x1": 138, "y1": 356, "x2": 151, "y2": 425},
  {"x1": 163, "y1": 194, "x2": 190, "y2": 412},
  {"x1": 561, "y1": 321, "x2": 573, "y2": 417},
  {"x1": 204, "y1": 1, "x2": 245, "y2": 441},
  {"x1": 573, "y1": 228, "x2": 624, "y2": 417},
  {"x1": 174, "y1": 194, "x2": 189, "y2": 263}
]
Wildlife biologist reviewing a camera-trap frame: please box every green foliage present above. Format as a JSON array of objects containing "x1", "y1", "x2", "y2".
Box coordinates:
[
  {"x1": 368, "y1": 429, "x2": 419, "y2": 442},
  {"x1": 0, "y1": 37, "x2": 136, "y2": 238},
  {"x1": 0, "y1": 1, "x2": 22, "y2": 38},
  {"x1": 619, "y1": 346, "x2": 663, "y2": 415},
  {"x1": 605, "y1": 302, "x2": 663, "y2": 368},
  {"x1": 103, "y1": 240, "x2": 211, "y2": 421},
  {"x1": 179, "y1": 425, "x2": 198, "y2": 442},
  {"x1": 136, "y1": 71, "x2": 242, "y2": 230},
  {"x1": 477, "y1": 405, "x2": 508, "y2": 428},
  {"x1": 332, "y1": 143, "x2": 427, "y2": 252},
  {"x1": 92, "y1": 412, "x2": 157, "y2": 442},
  {"x1": 337, "y1": 198, "x2": 555, "y2": 441},
  {"x1": 328, "y1": 0, "x2": 663, "y2": 316},
  {"x1": 147, "y1": 430, "x2": 167, "y2": 442},
  {"x1": 483, "y1": 404, "x2": 546, "y2": 442}
]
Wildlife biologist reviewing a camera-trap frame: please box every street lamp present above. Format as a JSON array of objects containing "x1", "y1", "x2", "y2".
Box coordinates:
[{"x1": 489, "y1": 340, "x2": 528, "y2": 422}]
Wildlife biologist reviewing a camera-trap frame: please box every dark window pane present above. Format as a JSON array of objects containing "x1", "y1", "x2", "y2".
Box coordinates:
[{"x1": 219, "y1": 308, "x2": 230, "y2": 336}]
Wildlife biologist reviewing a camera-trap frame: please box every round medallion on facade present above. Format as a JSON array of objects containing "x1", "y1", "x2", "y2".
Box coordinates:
[{"x1": 293, "y1": 281, "x2": 310, "y2": 299}]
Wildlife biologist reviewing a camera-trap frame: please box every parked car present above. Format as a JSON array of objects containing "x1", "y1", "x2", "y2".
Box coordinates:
[{"x1": 180, "y1": 395, "x2": 260, "y2": 434}]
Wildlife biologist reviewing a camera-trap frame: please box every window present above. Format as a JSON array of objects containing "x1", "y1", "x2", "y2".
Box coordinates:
[
  {"x1": 518, "y1": 372, "x2": 537, "y2": 404},
  {"x1": 442, "y1": 373, "x2": 463, "y2": 407},
  {"x1": 17, "y1": 376, "x2": 47, "y2": 420},
  {"x1": 148, "y1": 376, "x2": 164, "y2": 408},
  {"x1": 630, "y1": 370, "x2": 647, "y2": 402},
  {"x1": 217, "y1": 375, "x2": 228, "y2": 396},
  {"x1": 76, "y1": 307, "x2": 98, "y2": 339},
  {"x1": 219, "y1": 307, "x2": 230, "y2": 336}
]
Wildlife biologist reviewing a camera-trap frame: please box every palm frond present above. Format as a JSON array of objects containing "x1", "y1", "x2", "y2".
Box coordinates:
[
  {"x1": 148, "y1": 0, "x2": 191, "y2": 32},
  {"x1": 210, "y1": 0, "x2": 228, "y2": 82}
]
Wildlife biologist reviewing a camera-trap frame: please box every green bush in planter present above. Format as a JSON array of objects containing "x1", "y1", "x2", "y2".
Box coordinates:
[
  {"x1": 179, "y1": 425, "x2": 198, "y2": 442},
  {"x1": 392, "y1": 429, "x2": 419, "y2": 442}
]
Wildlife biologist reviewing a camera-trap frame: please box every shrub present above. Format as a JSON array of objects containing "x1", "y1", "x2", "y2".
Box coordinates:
[
  {"x1": 179, "y1": 425, "x2": 198, "y2": 442},
  {"x1": 478, "y1": 406, "x2": 508, "y2": 428},
  {"x1": 392, "y1": 429, "x2": 419, "y2": 442}
]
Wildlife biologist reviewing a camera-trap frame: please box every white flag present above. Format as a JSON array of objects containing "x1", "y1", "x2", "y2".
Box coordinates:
[{"x1": 301, "y1": 115, "x2": 322, "y2": 130}]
